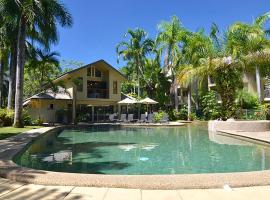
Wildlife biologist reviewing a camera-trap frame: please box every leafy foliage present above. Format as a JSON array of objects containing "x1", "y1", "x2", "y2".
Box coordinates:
[
  {"x1": 213, "y1": 64, "x2": 243, "y2": 119},
  {"x1": 201, "y1": 91, "x2": 221, "y2": 120},
  {"x1": 24, "y1": 49, "x2": 61, "y2": 98},
  {"x1": 236, "y1": 89, "x2": 259, "y2": 109},
  {"x1": 154, "y1": 111, "x2": 166, "y2": 122},
  {"x1": 179, "y1": 105, "x2": 188, "y2": 120},
  {"x1": 0, "y1": 109, "x2": 33, "y2": 126}
]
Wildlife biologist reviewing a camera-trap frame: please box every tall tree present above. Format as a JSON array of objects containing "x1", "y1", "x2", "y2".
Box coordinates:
[
  {"x1": 24, "y1": 49, "x2": 60, "y2": 98},
  {"x1": 181, "y1": 30, "x2": 214, "y2": 118},
  {"x1": 0, "y1": 0, "x2": 72, "y2": 127},
  {"x1": 157, "y1": 16, "x2": 189, "y2": 111},
  {"x1": 0, "y1": 14, "x2": 9, "y2": 107},
  {"x1": 116, "y1": 28, "x2": 154, "y2": 98},
  {"x1": 226, "y1": 12, "x2": 270, "y2": 102}
]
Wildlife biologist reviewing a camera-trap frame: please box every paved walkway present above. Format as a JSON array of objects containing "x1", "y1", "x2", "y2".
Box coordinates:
[{"x1": 0, "y1": 177, "x2": 270, "y2": 200}]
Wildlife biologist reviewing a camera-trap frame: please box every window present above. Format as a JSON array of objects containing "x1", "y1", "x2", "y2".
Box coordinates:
[
  {"x1": 87, "y1": 81, "x2": 108, "y2": 98},
  {"x1": 77, "y1": 77, "x2": 83, "y2": 92},
  {"x1": 113, "y1": 81, "x2": 118, "y2": 94},
  {"x1": 87, "y1": 68, "x2": 92, "y2": 76},
  {"x1": 87, "y1": 67, "x2": 102, "y2": 78},
  {"x1": 95, "y1": 69, "x2": 102, "y2": 77},
  {"x1": 48, "y1": 104, "x2": 54, "y2": 110}
]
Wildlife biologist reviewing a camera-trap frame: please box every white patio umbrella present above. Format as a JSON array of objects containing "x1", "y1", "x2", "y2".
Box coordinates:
[
  {"x1": 139, "y1": 97, "x2": 158, "y2": 114},
  {"x1": 118, "y1": 98, "x2": 137, "y2": 114}
]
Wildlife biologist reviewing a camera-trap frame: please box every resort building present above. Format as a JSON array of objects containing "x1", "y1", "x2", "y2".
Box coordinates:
[
  {"x1": 24, "y1": 60, "x2": 127, "y2": 123},
  {"x1": 178, "y1": 71, "x2": 270, "y2": 106}
]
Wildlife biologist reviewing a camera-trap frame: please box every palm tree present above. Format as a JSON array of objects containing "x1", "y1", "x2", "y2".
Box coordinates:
[
  {"x1": 0, "y1": 11, "x2": 18, "y2": 109},
  {"x1": 226, "y1": 12, "x2": 270, "y2": 102},
  {"x1": 157, "y1": 16, "x2": 189, "y2": 111},
  {"x1": 0, "y1": 22, "x2": 10, "y2": 108},
  {"x1": 0, "y1": 0, "x2": 72, "y2": 127},
  {"x1": 26, "y1": 49, "x2": 60, "y2": 95},
  {"x1": 116, "y1": 28, "x2": 154, "y2": 98},
  {"x1": 177, "y1": 30, "x2": 214, "y2": 119}
]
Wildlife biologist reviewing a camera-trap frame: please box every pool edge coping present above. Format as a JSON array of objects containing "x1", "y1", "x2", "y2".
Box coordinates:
[{"x1": 1, "y1": 125, "x2": 270, "y2": 189}]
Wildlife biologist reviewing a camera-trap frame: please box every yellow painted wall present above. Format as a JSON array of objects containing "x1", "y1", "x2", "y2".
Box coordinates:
[
  {"x1": 26, "y1": 61, "x2": 126, "y2": 122},
  {"x1": 243, "y1": 72, "x2": 257, "y2": 94},
  {"x1": 27, "y1": 99, "x2": 72, "y2": 123},
  {"x1": 57, "y1": 62, "x2": 125, "y2": 102}
]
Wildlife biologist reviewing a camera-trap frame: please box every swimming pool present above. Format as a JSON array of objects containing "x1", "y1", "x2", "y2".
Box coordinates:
[{"x1": 14, "y1": 124, "x2": 270, "y2": 175}]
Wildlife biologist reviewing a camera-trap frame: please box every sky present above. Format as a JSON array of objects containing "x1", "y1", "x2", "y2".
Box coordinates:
[{"x1": 53, "y1": 0, "x2": 270, "y2": 69}]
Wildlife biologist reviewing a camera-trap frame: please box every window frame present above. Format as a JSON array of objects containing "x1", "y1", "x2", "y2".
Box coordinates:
[
  {"x1": 113, "y1": 81, "x2": 118, "y2": 94},
  {"x1": 77, "y1": 77, "x2": 84, "y2": 92}
]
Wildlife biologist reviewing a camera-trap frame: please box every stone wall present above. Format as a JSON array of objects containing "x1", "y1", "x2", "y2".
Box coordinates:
[{"x1": 208, "y1": 120, "x2": 270, "y2": 132}]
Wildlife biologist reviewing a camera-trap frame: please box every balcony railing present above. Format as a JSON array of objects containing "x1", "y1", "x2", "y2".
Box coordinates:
[
  {"x1": 265, "y1": 88, "x2": 270, "y2": 99},
  {"x1": 87, "y1": 89, "x2": 109, "y2": 99}
]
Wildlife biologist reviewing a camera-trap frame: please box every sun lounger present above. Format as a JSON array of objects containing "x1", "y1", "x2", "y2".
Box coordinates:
[
  {"x1": 146, "y1": 113, "x2": 154, "y2": 123},
  {"x1": 109, "y1": 113, "x2": 117, "y2": 122},
  {"x1": 118, "y1": 114, "x2": 127, "y2": 122},
  {"x1": 127, "y1": 114, "x2": 135, "y2": 122},
  {"x1": 138, "y1": 114, "x2": 146, "y2": 123}
]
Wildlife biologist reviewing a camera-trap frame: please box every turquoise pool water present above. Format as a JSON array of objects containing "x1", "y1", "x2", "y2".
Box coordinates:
[{"x1": 14, "y1": 124, "x2": 270, "y2": 175}]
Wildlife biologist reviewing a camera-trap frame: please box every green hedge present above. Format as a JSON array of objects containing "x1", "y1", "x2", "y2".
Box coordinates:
[{"x1": 0, "y1": 109, "x2": 35, "y2": 127}]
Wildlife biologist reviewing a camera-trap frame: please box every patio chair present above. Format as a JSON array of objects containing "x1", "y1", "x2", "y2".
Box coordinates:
[
  {"x1": 109, "y1": 113, "x2": 117, "y2": 122},
  {"x1": 146, "y1": 113, "x2": 154, "y2": 123},
  {"x1": 138, "y1": 114, "x2": 146, "y2": 123},
  {"x1": 160, "y1": 113, "x2": 169, "y2": 124},
  {"x1": 118, "y1": 114, "x2": 127, "y2": 123},
  {"x1": 127, "y1": 114, "x2": 135, "y2": 122}
]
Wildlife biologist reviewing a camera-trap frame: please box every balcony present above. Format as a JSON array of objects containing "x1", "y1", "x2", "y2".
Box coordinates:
[
  {"x1": 264, "y1": 88, "x2": 270, "y2": 102},
  {"x1": 87, "y1": 88, "x2": 109, "y2": 99}
]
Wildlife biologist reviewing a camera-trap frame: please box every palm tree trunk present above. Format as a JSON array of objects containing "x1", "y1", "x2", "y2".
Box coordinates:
[
  {"x1": 0, "y1": 58, "x2": 4, "y2": 108},
  {"x1": 195, "y1": 79, "x2": 199, "y2": 111},
  {"x1": 136, "y1": 58, "x2": 141, "y2": 98},
  {"x1": 14, "y1": 17, "x2": 26, "y2": 128},
  {"x1": 7, "y1": 43, "x2": 17, "y2": 109},
  {"x1": 187, "y1": 85, "x2": 192, "y2": 121},
  {"x1": 255, "y1": 66, "x2": 262, "y2": 103},
  {"x1": 72, "y1": 87, "x2": 77, "y2": 124},
  {"x1": 174, "y1": 78, "x2": 179, "y2": 112}
]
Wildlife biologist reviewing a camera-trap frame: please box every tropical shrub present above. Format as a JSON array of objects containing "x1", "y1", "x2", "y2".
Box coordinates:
[
  {"x1": 0, "y1": 109, "x2": 14, "y2": 126},
  {"x1": 168, "y1": 109, "x2": 180, "y2": 121},
  {"x1": 0, "y1": 109, "x2": 34, "y2": 126},
  {"x1": 154, "y1": 111, "x2": 166, "y2": 122},
  {"x1": 213, "y1": 65, "x2": 243, "y2": 119},
  {"x1": 22, "y1": 110, "x2": 33, "y2": 126},
  {"x1": 32, "y1": 118, "x2": 44, "y2": 126},
  {"x1": 261, "y1": 103, "x2": 270, "y2": 120},
  {"x1": 201, "y1": 91, "x2": 221, "y2": 120},
  {"x1": 179, "y1": 105, "x2": 188, "y2": 120},
  {"x1": 236, "y1": 89, "x2": 259, "y2": 109}
]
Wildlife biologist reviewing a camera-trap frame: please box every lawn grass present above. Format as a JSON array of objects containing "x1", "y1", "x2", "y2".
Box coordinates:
[{"x1": 0, "y1": 126, "x2": 43, "y2": 140}]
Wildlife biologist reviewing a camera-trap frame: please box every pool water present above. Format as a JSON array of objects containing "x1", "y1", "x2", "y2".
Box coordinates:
[{"x1": 14, "y1": 124, "x2": 270, "y2": 175}]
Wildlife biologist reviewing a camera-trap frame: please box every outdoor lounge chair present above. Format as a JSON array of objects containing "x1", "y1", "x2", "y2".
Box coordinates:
[
  {"x1": 109, "y1": 113, "x2": 117, "y2": 122},
  {"x1": 118, "y1": 114, "x2": 127, "y2": 122},
  {"x1": 160, "y1": 113, "x2": 169, "y2": 124},
  {"x1": 146, "y1": 113, "x2": 154, "y2": 123},
  {"x1": 138, "y1": 114, "x2": 146, "y2": 123},
  {"x1": 127, "y1": 114, "x2": 135, "y2": 122}
]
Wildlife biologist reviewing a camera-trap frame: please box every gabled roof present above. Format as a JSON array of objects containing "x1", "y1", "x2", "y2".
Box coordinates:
[
  {"x1": 23, "y1": 87, "x2": 72, "y2": 105},
  {"x1": 54, "y1": 59, "x2": 127, "y2": 82}
]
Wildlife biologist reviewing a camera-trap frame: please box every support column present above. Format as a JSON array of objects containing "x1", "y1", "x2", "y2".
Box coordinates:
[
  {"x1": 72, "y1": 86, "x2": 77, "y2": 124},
  {"x1": 256, "y1": 66, "x2": 262, "y2": 103}
]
